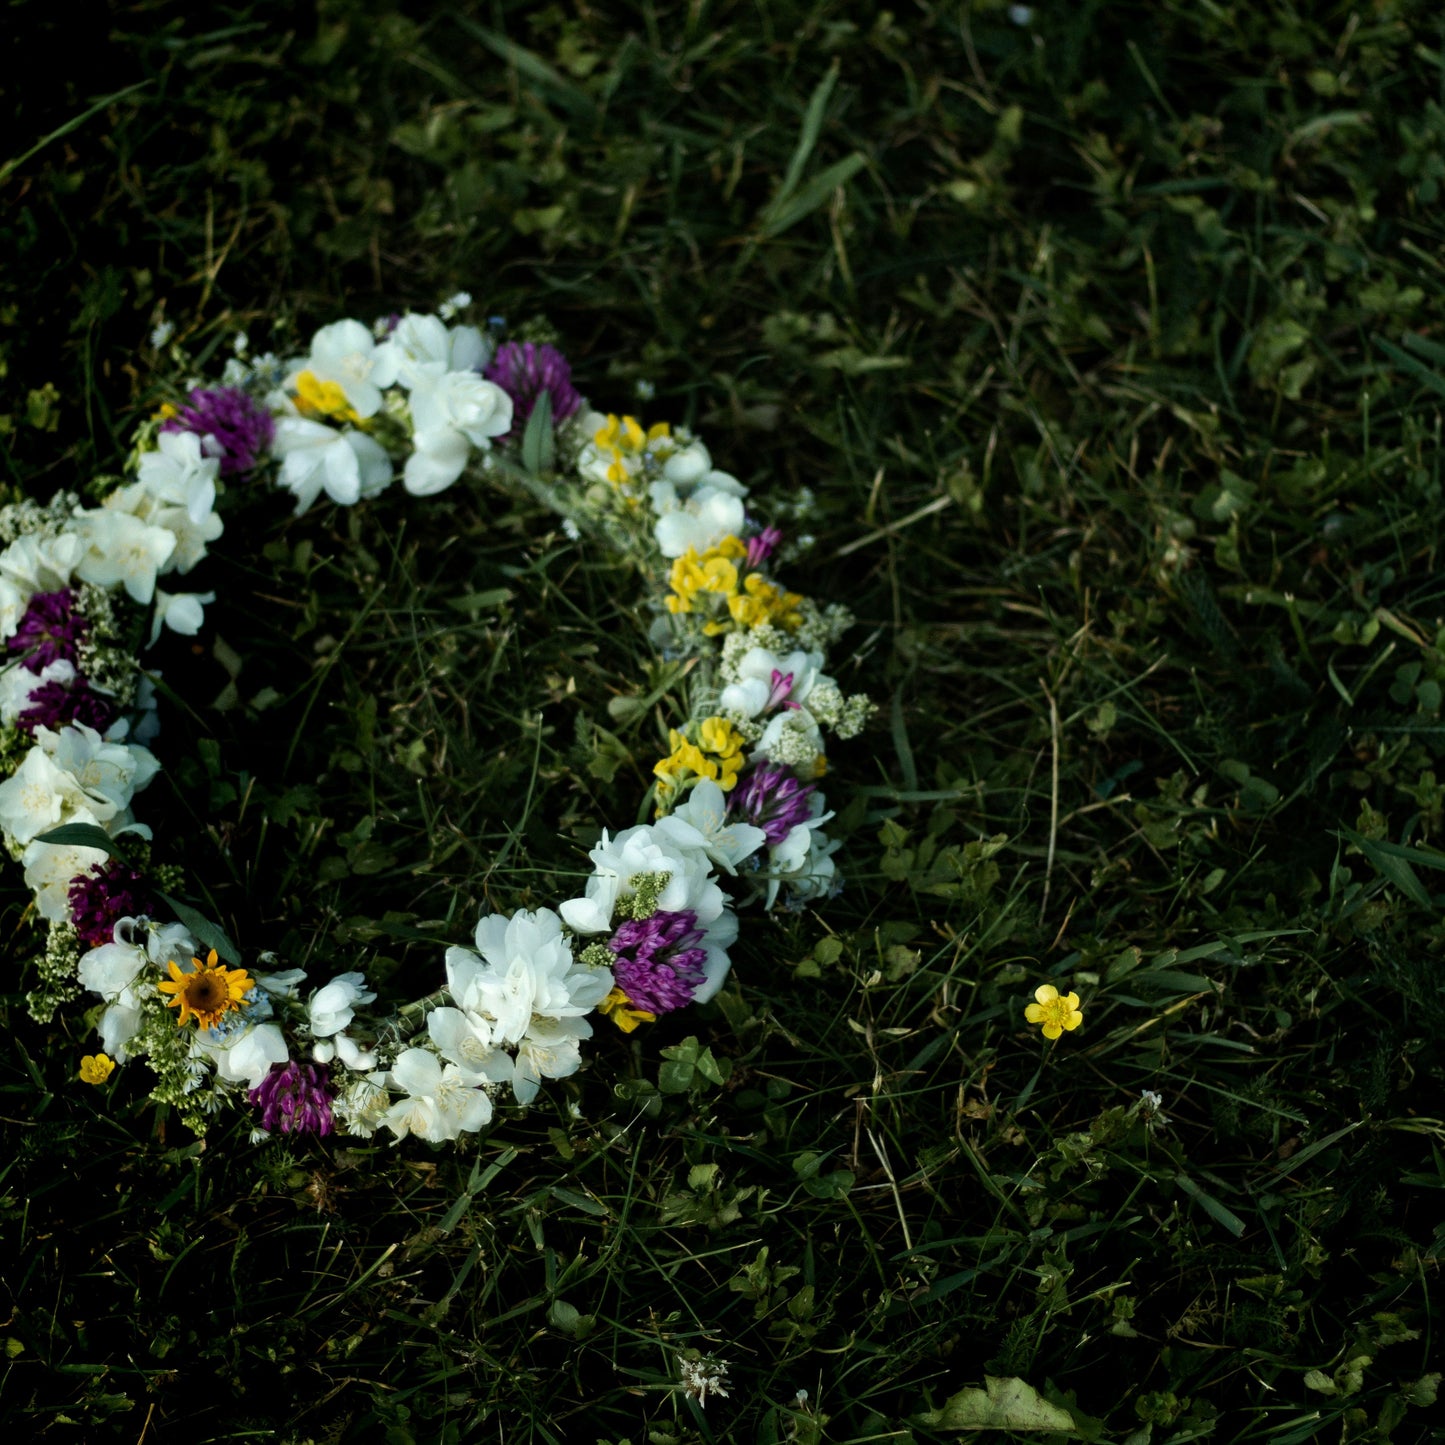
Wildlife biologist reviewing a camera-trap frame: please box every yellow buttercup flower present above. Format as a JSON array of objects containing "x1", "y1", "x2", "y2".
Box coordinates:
[
  {"x1": 599, "y1": 986, "x2": 657, "y2": 1033},
  {"x1": 1025, "y1": 984, "x2": 1083, "y2": 1040},
  {"x1": 292, "y1": 369, "x2": 361, "y2": 424},
  {"x1": 79, "y1": 1053, "x2": 115, "y2": 1085},
  {"x1": 157, "y1": 949, "x2": 255, "y2": 1029}
]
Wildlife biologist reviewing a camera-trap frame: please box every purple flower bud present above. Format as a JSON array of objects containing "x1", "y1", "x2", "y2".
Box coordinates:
[
  {"x1": 728, "y1": 764, "x2": 816, "y2": 847},
  {"x1": 8, "y1": 588, "x2": 89, "y2": 673},
  {"x1": 68, "y1": 860, "x2": 155, "y2": 950},
  {"x1": 17, "y1": 675, "x2": 116, "y2": 737},
  {"x1": 160, "y1": 386, "x2": 275, "y2": 476},
  {"x1": 483, "y1": 342, "x2": 582, "y2": 439},
  {"x1": 746, "y1": 527, "x2": 783, "y2": 568},
  {"x1": 249, "y1": 1061, "x2": 337, "y2": 1136},
  {"x1": 608, "y1": 909, "x2": 709, "y2": 1014}
]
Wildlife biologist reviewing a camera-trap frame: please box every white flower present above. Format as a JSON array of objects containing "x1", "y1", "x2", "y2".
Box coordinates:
[
  {"x1": 308, "y1": 971, "x2": 376, "y2": 1037},
  {"x1": 753, "y1": 707, "x2": 826, "y2": 773},
  {"x1": 446, "y1": 907, "x2": 612, "y2": 1045},
  {"x1": 78, "y1": 928, "x2": 152, "y2": 1061},
  {"x1": 426, "y1": 1006, "x2": 514, "y2": 1083},
  {"x1": 150, "y1": 319, "x2": 175, "y2": 348},
  {"x1": 301, "y1": 318, "x2": 384, "y2": 419},
  {"x1": 145, "y1": 921, "x2": 198, "y2": 968},
  {"x1": 72, "y1": 508, "x2": 177, "y2": 605},
  {"x1": 437, "y1": 291, "x2": 472, "y2": 321},
  {"x1": 381, "y1": 1048, "x2": 493, "y2": 1142},
  {"x1": 255, "y1": 967, "x2": 308, "y2": 999},
  {"x1": 196, "y1": 1020, "x2": 290, "y2": 1089},
  {"x1": 147, "y1": 589, "x2": 216, "y2": 647},
  {"x1": 334, "y1": 1074, "x2": 392, "y2": 1137},
  {"x1": 559, "y1": 823, "x2": 725, "y2": 936},
  {"x1": 232, "y1": 331, "x2": 249, "y2": 355},
  {"x1": 720, "y1": 646, "x2": 829, "y2": 720},
  {"x1": 0, "y1": 531, "x2": 86, "y2": 618},
  {"x1": 43, "y1": 723, "x2": 159, "y2": 818},
  {"x1": 271, "y1": 415, "x2": 393, "y2": 514},
  {"x1": 404, "y1": 371, "x2": 513, "y2": 496},
  {"x1": 312, "y1": 1031, "x2": 379, "y2": 1071},
  {"x1": 105, "y1": 480, "x2": 224, "y2": 575},
  {"x1": 136, "y1": 430, "x2": 220, "y2": 524},
  {"x1": 666, "y1": 779, "x2": 767, "y2": 875},
  {"x1": 764, "y1": 797, "x2": 842, "y2": 909},
  {"x1": 21, "y1": 809, "x2": 110, "y2": 921},
  {"x1": 678, "y1": 1355, "x2": 732, "y2": 1407},
  {"x1": 372, "y1": 314, "x2": 488, "y2": 391},
  {"x1": 652, "y1": 482, "x2": 748, "y2": 559},
  {"x1": 0, "y1": 744, "x2": 88, "y2": 845},
  {"x1": 512, "y1": 1016, "x2": 590, "y2": 1104}
]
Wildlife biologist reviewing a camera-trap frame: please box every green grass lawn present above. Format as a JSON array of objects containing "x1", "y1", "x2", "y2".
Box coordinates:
[{"x1": 3, "y1": 1, "x2": 1444, "y2": 1439}]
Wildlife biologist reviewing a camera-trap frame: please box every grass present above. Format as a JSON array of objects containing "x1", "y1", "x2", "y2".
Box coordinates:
[{"x1": 3, "y1": 0, "x2": 1445, "y2": 1439}]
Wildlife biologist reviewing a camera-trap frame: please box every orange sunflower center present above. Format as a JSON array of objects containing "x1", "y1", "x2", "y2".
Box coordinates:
[{"x1": 157, "y1": 949, "x2": 255, "y2": 1029}]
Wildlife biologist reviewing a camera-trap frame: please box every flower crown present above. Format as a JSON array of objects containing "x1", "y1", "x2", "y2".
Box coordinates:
[{"x1": 0, "y1": 297, "x2": 874, "y2": 1143}]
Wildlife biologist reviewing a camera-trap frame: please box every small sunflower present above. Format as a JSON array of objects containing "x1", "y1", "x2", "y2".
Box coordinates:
[{"x1": 158, "y1": 949, "x2": 255, "y2": 1029}]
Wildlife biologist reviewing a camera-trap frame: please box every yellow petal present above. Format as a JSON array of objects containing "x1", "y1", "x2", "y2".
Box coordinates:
[
  {"x1": 1063, "y1": 1011, "x2": 1083, "y2": 1031},
  {"x1": 1042, "y1": 1022, "x2": 1063, "y2": 1040},
  {"x1": 1063, "y1": 992, "x2": 1080, "y2": 1010},
  {"x1": 1033, "y1": 984, "x2": 1059, "y2": 1005},
  {"x1": 1024, "y1": 1004, "x2": 1046, "y2": 1023}
]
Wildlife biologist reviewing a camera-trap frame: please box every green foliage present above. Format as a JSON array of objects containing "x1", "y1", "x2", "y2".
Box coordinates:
[{"x1": 5, "y1": 0, "x2": 1445, "y2": 1439}]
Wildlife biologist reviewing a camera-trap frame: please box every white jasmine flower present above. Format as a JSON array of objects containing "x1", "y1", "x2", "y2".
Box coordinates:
[
  {"x1": 196, "y1": 1020, "x2": 289, "y2": 1089},
  {"x1": 147, "y1": 588, "x2": 216, "y2": 647},
  {"x1": 381, "y1": 1048, "x2": 493, "y2": 1142},
  {"x1": 104, "y1": 480, "x2": 224, "y2": 575},
  {"x1": 427, "y1": 1007, "x2": 514, "y2": 1083},
  {"x1": 271, "y1": 415, "x2": 393, "y2": 514},
  {"x1": 666, "y1": 779, "x2": 767, "y2": 875},
  {"x1": 255, "y1": 967, "x2": 307, "y2": 999},
  {"x1": 136, "y1": 429, "x2": 220, "y2": 524},
  {"x1": 301, "y1": 318, "x2": 384, "y2": 418},
  {"x1": 446, "y1": 907, "x2": 612, "y2": 1045},
  {"x1": 404, "y1": 371, "x2": 513, "y2": 496},
  {"x1": 511, "y1": 1016, "x2": 590, "y2": 1104},
  {"x1": 21, "y1": 810, "x2": 111, "y2": 921},
  {"x1": 373, "y1": 314, "x2": 488, "y2": 389},
  {"x1": 0, "y1": 743, "x2": 92, "y2": 844},
  {"x1": 78, "y1": 927, "x2": 151, "y2": 1061},
  {"x1": 559, "y1": 823, "x2": 725, "y2": 936},
  {"x1": 0, "y1": 529, "x2": 86, "y2": 607},
  {"x1": 308, "y1": 971, "x2": 377, "y2": 1037},
  {"x1": 39, "y1": 723, "x2": 160, "y2": 822},
  {"x1": 72, "y1": 508, "x2": 177, "y2": 605},
  {"x1": 312, "y1": 1031, "x2": 379, "y2": 1071}
]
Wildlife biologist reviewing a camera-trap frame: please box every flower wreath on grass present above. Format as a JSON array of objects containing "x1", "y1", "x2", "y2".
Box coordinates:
[{"x1": 0, "y1": 296, "x2": 875, "y2": 1144}]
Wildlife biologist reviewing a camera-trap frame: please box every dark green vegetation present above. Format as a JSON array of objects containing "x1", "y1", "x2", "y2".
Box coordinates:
[{"x1": 4, "y1": 0, "x2": 1445, "y2": 1439}]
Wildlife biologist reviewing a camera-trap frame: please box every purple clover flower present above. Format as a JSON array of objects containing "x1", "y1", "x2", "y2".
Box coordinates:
[
  {"x1": 7, "y1": 588, "x2": 89, "y2": 673},
  {"x1": 483, "y1": 342, "x2": 582, "y2": 439},
  {"x1": 608, "y1": 909, "x2": 709, "y2": 1014},
  {"x1": 17, "y1": 675, "x2": 116, "y2": 737},
  {"x1": 746, "y1": 527, "x2": 783, "y2": 569},
  {"x1": 160, "y1": 386, "x2": 275, "y2": 476},
  {"x1": 249, "y1": 1061, "x2": 338, "y2": 1136},
  {"x1": 728, "y1": 764, "x2": 816, "y2": 847},
  {"x1": 68, "y1": 861, "x2": 155, "y2": 950}
]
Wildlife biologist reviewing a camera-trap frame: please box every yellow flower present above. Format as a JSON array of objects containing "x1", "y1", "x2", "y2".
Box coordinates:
[
  {"x1": 698, "y1": 716, "x2": 746, "y2": 790},
  {"x1": 599, "y1": 986, "x2": 656, "y2": 1033},
  {"x1": 79, "y1": 1053, "x2": 115, "y2": 1085},
  {"x1": 292, "y1": 369, "x2": 361, "y2": 424},
  {"x1": 592, "y1": 414, "x2": 670, "y2": 488},
  {"x1": 1025, "y1": 984, "x2": 1083, "y2": 1040},
  {"x1": 157, "y1": 949, "x2": 255, "y2": 1029}
]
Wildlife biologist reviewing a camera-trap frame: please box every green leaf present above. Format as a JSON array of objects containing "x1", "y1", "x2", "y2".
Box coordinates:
[
  {"x1": 760, "y1": 152, "x2": 867, "y2": 237},
  {"x1": 521, "y1": 388, "x2": 554, "y2": 476},
  {"x1": 1175, "y1": 1172, "x2": 1247, "y2": 1237},
  {"x1": 657, "y1": 1059, "x2": 695, "y2": 1094},
  {"x1": 1340, "y1": 827, "x2": 1434, "y2": 907},
  {"x1": 34, "y1": 823, "x2": 117, "y2": 856},
  {"x1": 157, "y1": 893, "x2": 242, "y2": 967},
  {"x1": 914, "y1": 1376, "x2": 1078, "y2": 1431}
]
